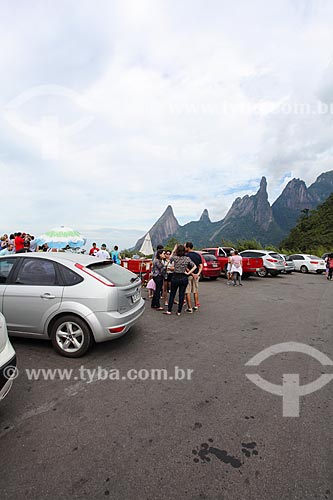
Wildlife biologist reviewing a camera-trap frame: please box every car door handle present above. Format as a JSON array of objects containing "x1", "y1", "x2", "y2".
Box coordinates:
[{"x1": 40, "y1": 293, "x2": 56, "y2": 299}]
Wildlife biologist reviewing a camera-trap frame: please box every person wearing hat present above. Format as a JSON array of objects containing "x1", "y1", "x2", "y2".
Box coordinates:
[{"x1": 95, "y1": 244, "x2": 110, "y2": 260}]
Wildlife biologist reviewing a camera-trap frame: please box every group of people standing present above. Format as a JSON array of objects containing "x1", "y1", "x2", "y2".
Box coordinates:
[
  {"x1": 89, "y1": 243, "x2": 122, "y2": 264},
  {"x1": 0, "y1": 232, "x2": 37, "y2": 254},
  {"x1": 149, "y1": 242, "x2": 203, "y2": 316}
]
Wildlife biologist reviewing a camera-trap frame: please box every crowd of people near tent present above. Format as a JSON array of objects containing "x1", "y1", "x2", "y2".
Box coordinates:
[{"x1": 0, "y1": 232, "x2": 39, "y2": 255}]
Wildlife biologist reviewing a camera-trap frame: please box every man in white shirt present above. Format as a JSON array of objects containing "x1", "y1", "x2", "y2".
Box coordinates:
[{"x1": 96, "y1": 244, "x2": 110, "y2": 259}]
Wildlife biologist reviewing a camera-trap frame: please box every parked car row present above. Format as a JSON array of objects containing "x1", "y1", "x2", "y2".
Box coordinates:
[
  {"x1": 199, "y1": 248, "x2": 327, "y2": 278},
  {"x1": 0, "y1": 247, "x2": 328, "y2": 373}
]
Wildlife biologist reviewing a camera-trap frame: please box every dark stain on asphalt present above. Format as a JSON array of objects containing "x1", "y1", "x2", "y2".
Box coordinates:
[
  {"x1": 241, "y1": 442, "x2": 259, "y2": 457},
  {"x1": 241, "y1": 442, "x2": 257, "y2": 449},
  {"x1": 192, "y1": 440, "x2": 242, "y2": 468},
  {"x1": 193, "y1": 440, "x2": 259, "y2": 468}
]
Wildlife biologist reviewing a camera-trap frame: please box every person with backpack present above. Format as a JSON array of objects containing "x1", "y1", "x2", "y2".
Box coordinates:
[{"x1": 111, "y1": 245, "x2": 122, "y2": 264}]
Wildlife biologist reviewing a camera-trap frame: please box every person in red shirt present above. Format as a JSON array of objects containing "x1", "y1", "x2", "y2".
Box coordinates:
[
  {"x1": 14, "y1": 232, "x2": 25, "y2": 252},
  {"x1": 89, "y1": 242, "x2": 99, "y2": 256}
]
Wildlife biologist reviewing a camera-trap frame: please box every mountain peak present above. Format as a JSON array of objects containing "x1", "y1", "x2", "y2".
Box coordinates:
[
  {"x1": 164, "y1": 205, "x2": 174, "y2": 215},
  {"x1": 134, "y1": 205, "x2": 180, "y2": 249},
  {"x1": 259, "y1": 176, "x2": 267, "y2": 191},
  {"x1": 199, "y1": 209, "x2": 211, "y2": 223}
]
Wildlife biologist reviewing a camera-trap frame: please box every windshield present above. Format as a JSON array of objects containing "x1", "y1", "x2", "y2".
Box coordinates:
[
  {"x1": 204, "y1": 249, "x2": 216, "y2": 255},
  {"x1": 87, "y1": 261, "x2": 140, "y2": 286},
  {"x1": 268, "y1": 253, "x2": 283, "y2": 259},
  {"x1": 202, "y1": 254, "x2": 217, "y2": 262}
]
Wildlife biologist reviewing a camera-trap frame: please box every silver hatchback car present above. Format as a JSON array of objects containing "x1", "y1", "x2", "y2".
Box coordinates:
[{"x1": 0, "y1": 253, "x2": 144, "y2": 357}]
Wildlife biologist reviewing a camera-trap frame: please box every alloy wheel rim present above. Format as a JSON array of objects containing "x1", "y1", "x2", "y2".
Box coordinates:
[{"x1": 56, "y1": 321, "x2": 84, "y2": 352}]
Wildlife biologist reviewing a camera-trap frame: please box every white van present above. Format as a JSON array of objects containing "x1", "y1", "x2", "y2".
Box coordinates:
[{"x1": 0, "y1": 312, "x2": 16, "y2": 401}]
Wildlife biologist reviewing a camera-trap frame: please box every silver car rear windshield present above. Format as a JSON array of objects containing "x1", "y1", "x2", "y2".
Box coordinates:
[
  {"x1": 269, "y1": 253, "x2": 283, "y2": 259},
  {"x1": 87, "y1": 262, "x2": 140, "y2": 286}
]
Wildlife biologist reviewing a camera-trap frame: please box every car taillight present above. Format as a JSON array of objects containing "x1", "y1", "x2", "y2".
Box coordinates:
[
  {"x1": 310, "y1": 261, "x2": 318, "y2": 264},
  {"x1": 109, "y1": 326, "x2": 126, "y2": 333},
  {"x1": 266, "y1": 258, "x2": 278, "y2": 263},
  {"x1": 203, "y1": 263, "x2": 207, "y2": 267},
  {"x1": 75, "y1": 263, "x2": 115, "y2": 286}
]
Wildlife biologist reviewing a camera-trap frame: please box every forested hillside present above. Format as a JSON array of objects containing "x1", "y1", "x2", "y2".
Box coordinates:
[{"x1": 281, "y1": 194, "x2": 333, "y2": 251}]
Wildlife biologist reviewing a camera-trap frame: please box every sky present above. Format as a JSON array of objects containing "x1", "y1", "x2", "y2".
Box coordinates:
[{"x1": 1, "y1": 0, "x2": 333, "y2": 248}]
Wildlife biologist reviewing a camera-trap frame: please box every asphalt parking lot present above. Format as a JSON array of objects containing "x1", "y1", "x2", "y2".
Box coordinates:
[{"x1": 0, "y1": 272, "x2": 332, "y2": 500}]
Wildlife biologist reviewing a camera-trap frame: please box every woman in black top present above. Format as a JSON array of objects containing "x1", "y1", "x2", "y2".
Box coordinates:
[
  {"x1": 164, "y1": 245, "x2": 196, "y2": 315},
  {"x1": 151, "y1": 249, "x2": 167, "y2": 309}
]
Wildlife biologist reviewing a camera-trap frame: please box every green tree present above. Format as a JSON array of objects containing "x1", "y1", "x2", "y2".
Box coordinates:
[{"x1": 165, "y1": 236, "x2": 180, "y2": 250}]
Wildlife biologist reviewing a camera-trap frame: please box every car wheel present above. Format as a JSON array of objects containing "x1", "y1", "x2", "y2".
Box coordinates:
[
  {"x1": 300, "y1": 265, "x2": 308, "y2": 274},
  {"x1": 256, "y1": 268, "x2": 268, "y2": 278},
  {"x1": 223, "y1": 264, "x2": 228, "y2": 277},
  {"x1": 210, "y1": 276, "x2": 218, "y2": 281},
  {"x1": 286, "y1": 271, "x2": 293, "y2": 274},
  {"x1": 50, "y1": 315, "x2": 94, "y2": 358}
]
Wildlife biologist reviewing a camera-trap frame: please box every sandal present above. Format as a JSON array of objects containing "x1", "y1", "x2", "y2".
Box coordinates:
[{"x1": 163, "y1": 311, "x2": 172, "y2": 315}]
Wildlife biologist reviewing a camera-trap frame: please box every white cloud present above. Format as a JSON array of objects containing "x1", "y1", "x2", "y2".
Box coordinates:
[{"x1": 1, "y1": 0, "x2": 333, "y2": 247}]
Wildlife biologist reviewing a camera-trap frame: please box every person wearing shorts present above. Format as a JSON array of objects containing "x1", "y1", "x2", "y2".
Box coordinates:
[{"x1": 185, "y1": 242, "x2": 203, "y2": 313}]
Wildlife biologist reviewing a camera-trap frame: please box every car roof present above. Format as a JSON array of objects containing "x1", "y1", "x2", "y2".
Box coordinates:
[
  {"x1": 240, "y1": 249, "x2": 272, "y2": 254},
  {"x1": 0, "y1": 252, "x2": 106, "y2": 265}
]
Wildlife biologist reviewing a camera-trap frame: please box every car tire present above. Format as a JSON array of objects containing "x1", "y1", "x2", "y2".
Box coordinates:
[
  {"x1": 256, "y1": 268, "x2": 268, "y2": 278},
  {"x1": 223, "y1": 264, "x2": 228, "y2": 278},
  {"x1": 50, "y1": 315, "x2": 94, "y2": 358},
  {"x1": 300, "y1": 265, "x2": 308, "y2": 274},
  {"x1": 210, "y1": 276, "x2": 218, "y2": 281},
  {"x1": 286, "y1": 271, "x2": 293, "y2": 274}
]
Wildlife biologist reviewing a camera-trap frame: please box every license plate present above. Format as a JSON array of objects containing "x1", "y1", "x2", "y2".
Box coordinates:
[
  {"x1": 212, "y1": 263, "x2": 218, "y2": 267},
  {"x1": 131, "y1": 290, "x2": 140, "y2": 303}
]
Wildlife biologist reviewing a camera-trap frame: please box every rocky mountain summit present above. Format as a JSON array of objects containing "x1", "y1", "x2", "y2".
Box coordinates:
[
  {"x1": 135, "y1": 205, "x2": 180, "y2": 250},
  {"x1": 134, "y1": 170, "x2": 333, "y2": 249}
]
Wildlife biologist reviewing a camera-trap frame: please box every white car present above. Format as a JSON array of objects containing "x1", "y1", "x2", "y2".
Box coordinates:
[
  {"x1": 240, "y1": 250, "x2": 285, "y2": 277},
  {"x1": 0, "y1": 312, "x2": 16, "y2": 401},
  {"x1": 287, "y1": 254, "x2": 326, "y2": 274}
]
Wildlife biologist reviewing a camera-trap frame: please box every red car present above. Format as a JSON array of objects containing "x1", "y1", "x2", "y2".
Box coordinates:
[{"x1": 195, "y1": 251, "x2": 221, "y2": 280}]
